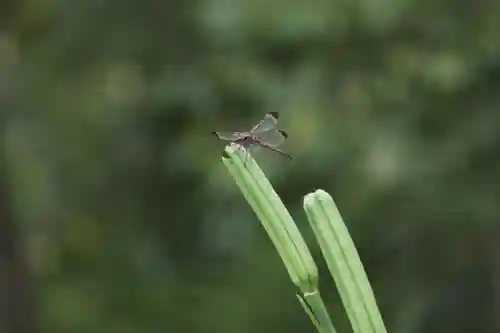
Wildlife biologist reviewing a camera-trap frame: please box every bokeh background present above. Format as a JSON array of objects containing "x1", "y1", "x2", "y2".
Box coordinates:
[{"x1": 1, "y1": 0, "x2": 500, "y2": 332}]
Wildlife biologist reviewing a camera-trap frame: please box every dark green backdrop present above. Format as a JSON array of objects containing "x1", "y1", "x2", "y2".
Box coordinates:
[{"x1": 1, "y1": 0, "x2": 500, "y2": 332}]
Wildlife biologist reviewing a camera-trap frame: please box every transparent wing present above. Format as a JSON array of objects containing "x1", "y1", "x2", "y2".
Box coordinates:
[
  {"x1": 251, "y1": 112, "x2": 279, "y2": 133},
  {"x1": 253, "y1": 140, "x2": 292, "y2": 159},
  {"x1": 254, "y1": 129, "x2": 288, "y2": 147},
  {"x1": 247, "y1": 143, "x2": 262, "y2": 153},
  {"x1": 212, "y1": 131, "x2": 248, "y2": 141}
]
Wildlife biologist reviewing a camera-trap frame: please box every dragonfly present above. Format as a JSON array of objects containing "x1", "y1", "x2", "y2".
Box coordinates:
[{"x1": 212, "y1": 112, "x2": 292, "y2": 162}]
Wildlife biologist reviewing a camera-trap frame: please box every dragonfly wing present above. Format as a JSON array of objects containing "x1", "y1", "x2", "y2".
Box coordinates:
[
  {"x1": 212, "y1": 131, "x2": 247, "y2": 141},
  {"x1": 254, "y1": 129, "x2": 288, "y2": 147},
  {"x1": 251, "y1": 112, "x2": 279, "y2": 133},
  {"x1": 247, "y1": 143, "x2": 261, "y2": 154},
  {"x1": 255, "y1": 140, "x2": 292, "y2": 159}
]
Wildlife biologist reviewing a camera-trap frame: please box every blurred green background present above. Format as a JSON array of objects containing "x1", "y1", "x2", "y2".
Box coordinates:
[{"x1": 1, "y1": 0, "x2": 500, "y2": 332}]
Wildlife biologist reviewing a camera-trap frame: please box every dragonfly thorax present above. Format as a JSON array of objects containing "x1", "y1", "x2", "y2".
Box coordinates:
[{"x1": 234, "y1": 135, "x2": 254, "y2": 146}]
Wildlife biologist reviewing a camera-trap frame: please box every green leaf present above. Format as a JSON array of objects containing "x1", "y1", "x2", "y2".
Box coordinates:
[
  {"x1": 219, "y1": 144, "x2": 317, "y2": 292},
  {"x1": 303, "y1": 189, "x2": 388, "y2": 333}
]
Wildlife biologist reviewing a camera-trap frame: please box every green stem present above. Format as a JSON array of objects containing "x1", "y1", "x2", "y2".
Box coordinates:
[{"x1": 304, "y1": 290, "x2": 338, "y2": 333}]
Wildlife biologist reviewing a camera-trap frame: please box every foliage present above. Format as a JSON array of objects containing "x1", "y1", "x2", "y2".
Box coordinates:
[{"x1": 1, "y1": 0, "x2": 500, "y2": 332}]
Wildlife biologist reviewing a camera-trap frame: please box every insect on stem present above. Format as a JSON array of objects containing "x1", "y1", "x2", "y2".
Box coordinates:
[{"x1": 212, "y1": 112, "x2": 292, "y2": 161}]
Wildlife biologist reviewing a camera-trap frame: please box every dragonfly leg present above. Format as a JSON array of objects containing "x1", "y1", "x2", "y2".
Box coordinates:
[{"x1": 244, "y1": 147, "x2": 249, "y2": 167}]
